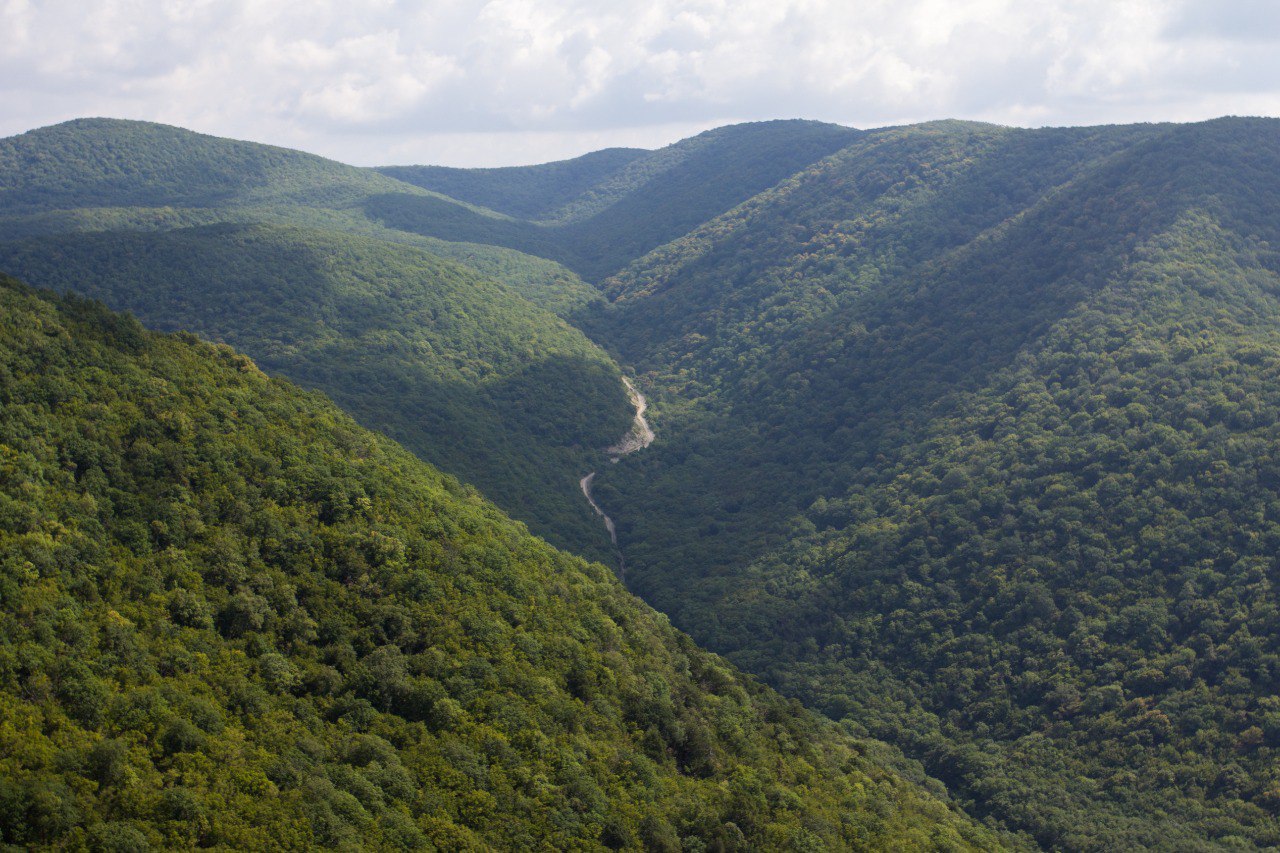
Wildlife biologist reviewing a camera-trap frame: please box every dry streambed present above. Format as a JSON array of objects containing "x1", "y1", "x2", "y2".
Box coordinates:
[{"x1": 580, "y1": 377, "x2": 652, "y2": 575}]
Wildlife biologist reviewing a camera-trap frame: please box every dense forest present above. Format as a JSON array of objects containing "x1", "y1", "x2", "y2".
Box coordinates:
[
  {"x1": 369, "y1": 121, "x2": 860, "y2": 281},
  {"x1": 7, "y1": 113, "x2": 1280, "y2": 849},
  {"x1": 0, "y1": 224, "x2": 631, "y2": 562},
  {"x1": 0, "y1": 278, "x2": 997, "y2": 850},
  {"x1": 0, "y1": 118, "x2": 638, "y2": 560},
  {"x1": 0, "y1": 117, "x2": 606, "y2": 320},
  {"x1": 378, "y1": 148, "x2": 649, "y2": 222},
  {"x1": 584, "y1": 117, "x2": 1280, "y2": 847}
]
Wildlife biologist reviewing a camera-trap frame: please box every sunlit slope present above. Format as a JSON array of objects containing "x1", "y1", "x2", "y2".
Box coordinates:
[{"x1": 0, "y1": 277, "x2": 1001, "y2": 851}]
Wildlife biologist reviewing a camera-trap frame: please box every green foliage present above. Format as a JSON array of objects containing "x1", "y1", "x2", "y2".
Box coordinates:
[
  {"x1": 596, "y1": 119, "x2": 1169, "y2": 585},
  {"x1": 0, "y1": 117, "x2": 852, "y2": 559},
  {"x1": 0, "y1": 278, "x2": 997, "y2": 850},
  {"x1": 589, "y1": 117, "x2": 1280, "y2": 848},
  {"x1": 378, "y1": 147, "x2": 649, "y2": 221},
  {"x1": 0, "y1": 117, "x2": 416, "y2": 213},
  {"x1": 0, "y1": 118, "x2": 600, "y2": 319},
  {"x1": 0, "y1": 118, "x2": 635, "y2": 556},
  {"x1": 19, "y1": 111, "x2": 1280, "y2": 848},
  {"x1": 0, "y1": 223, "x2": 631, "y2": 562},
  {"x1": 367, "y1": 121, "x2": 860, "y2": 281},
  {"x1": 539, "y1": 121, "x2": 859, "y2": 229},
  {"x1": 418, "y1": 238, "x2": 606, "y2": 318}
]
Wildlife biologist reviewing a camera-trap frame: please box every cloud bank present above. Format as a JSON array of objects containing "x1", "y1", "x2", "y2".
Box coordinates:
[{"x1": 2, "y1": 0, "x2": 1278, "y2": 165}]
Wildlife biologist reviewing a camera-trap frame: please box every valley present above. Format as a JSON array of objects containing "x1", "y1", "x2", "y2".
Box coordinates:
[
  {"x1": 581, "y1": 376, "x2": 657, "y2": 576},
  {"x1": 4, "y1": 114, "x2": 1280, "y2": 850}
]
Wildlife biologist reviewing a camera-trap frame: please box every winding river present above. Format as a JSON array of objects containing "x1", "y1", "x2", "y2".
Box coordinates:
[{"x1": 580, "y1": 376, "x2": 653, "y2": 578}]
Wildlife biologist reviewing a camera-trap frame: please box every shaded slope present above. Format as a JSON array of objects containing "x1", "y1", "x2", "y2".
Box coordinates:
[
  {"x1": 420, "y1": 238, "x2": 605, "y2": 318},
  {"x1": 557, "y1": 120, "x2": 862, "y2": 281},
  {"x1": 378, "y1": 147, "x2": 649, "y2": 220},
  {"x1": 719, "y1": 210, "x2": 1280, "y2": 849},
  {"x1": 594, "y1": 119, "x2": 1167, "y2": 585},
  {"x1": 0, "y1": 224, "x2": 632, "y2": 561},
  {"x1": 585, "y1": 117, "x2": 1280, "y2": 847},
  {"x1": 0, "y1": 277, "x2": 1000, "y2": 850},
  {"x1": 540, "y1": 121, "x2": 860, "y2": 227}
]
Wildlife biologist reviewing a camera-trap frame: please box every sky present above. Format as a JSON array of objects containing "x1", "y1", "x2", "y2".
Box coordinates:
[{"x1": 2, "y1": 0, "x2": 1279, "y2": 167}]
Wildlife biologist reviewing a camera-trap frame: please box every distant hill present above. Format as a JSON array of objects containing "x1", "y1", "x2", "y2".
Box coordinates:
[
  {"x1": 0, "y1": 117, "x2": 416, "y2": 212},
  {"x1": 0, "y1": 277, "x2": 999, "y2": 850},
  {"x1": 0, "y1": 118, "x2": 599, "y2": 318},
  {"x1": 378, "y1": 147, "x2": 650, "y2": 221},
  {"x1": 367, "y1": 120, "x2": 861, "y2": 280}
]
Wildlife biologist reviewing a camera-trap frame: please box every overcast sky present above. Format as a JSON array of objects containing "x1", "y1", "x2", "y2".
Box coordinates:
[{"x1": 3, "y1": 0, "x2": 1278, "y2": 167}]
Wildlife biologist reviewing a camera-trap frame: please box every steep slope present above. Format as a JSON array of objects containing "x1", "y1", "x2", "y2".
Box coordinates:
[
  {"x1": 0, "y1": 277, "x2": 999, "y2": 850},
  {"x1": 378, "y1": 147, "x2": 649, "y2": 220},
  {"x1": 366, "y1": 120, "x2": 861, "y2": 281},
  {"x1": 586, "y1": 117, "x2": 1280, "y2": 847},
  {"x1": 0, "y1": 223, "x2": 631, "y2": 562},
  {"x1": 0, "y1": 119, "x2": 631, "y2": 558},
  {"x1": 594, "y1": 119, "x2": 1167, "y2": 583},
  {"x1": 721, "y1": 209, "x2": 1280, "y2": 849}
]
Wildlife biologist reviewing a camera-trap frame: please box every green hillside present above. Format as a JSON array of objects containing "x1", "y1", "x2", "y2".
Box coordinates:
[
  {"x1": 584, "y1": 117, "x2": 1280, "y2": 847},
  {"x1": 0, "y1": 119, "x2": 630, "y2": 560},
  {"x1": 366, "y1": 121, "x2": 861, "y2": 281},
  {"x1": 0, "y1": 224, "x2": 631, "y2": 562},
  {"x1": 418, "y1": 238, "x2": 606, "y2": 318},
  {"x1": 0, "y1": 277, "x2": 999, "y2": 850},
  {"x1": 721, "y1": 208, "x2": 1280, "y2": 849},
  {"x1": 529, "y1": 121, "x2": 860, "y2": 228},
  {"x1": 13, "y1": 112, "x2": 1280, "y2": 849},
  {"x1": 0, "y1": 117, "x2": 862, "y2": 557},
  {"x1": 594, "y1": 119, "x2": 1167, "y2": 583},
  {"x1": 378, "y1": 148, "x2": 649, "y2": 221},
  {"x1": 0, "y1": 118, "x2": 600, "y2": 317},
  {"x1": 0, "y1": 117, "x2": 418, "y2": 213}
]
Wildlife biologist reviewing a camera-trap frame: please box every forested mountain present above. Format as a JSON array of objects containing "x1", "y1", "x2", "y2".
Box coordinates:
[
  {"x1": 0, "y1": 118, "x2": 600, "y2": 317},
  {"x1": 368, "y1": 120, "x2": 860, "y2": 280},
  {"x1": 378, "y1": 147, "x2": 649, "y2": 221},
  {"x1": 593, "y1": 119, "x2": 1168, "y2": 580},
  {"x1": 0, "y1": 117, "x2": 482, "y2": 222},
  {"x1": 0, "y1": 118, "x2": 629, "y2": 559},
  {"x1": 0, "y1": 278, "x2": 998, "y2": 850},
  {"x1": 9, "y1": 112, "x2": 1280, "y2": 850},
  {"x1": 0, "y1": 224, "x2": 631, "y2": 561},
  {"x1": 582, "y1": 117, "x2": 1280, "y2": 847}
]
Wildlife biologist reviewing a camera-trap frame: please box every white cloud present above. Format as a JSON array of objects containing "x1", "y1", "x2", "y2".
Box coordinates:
[{"x1": 0, "y1": 0, "x2": 1278, "y2": 165}]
